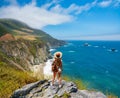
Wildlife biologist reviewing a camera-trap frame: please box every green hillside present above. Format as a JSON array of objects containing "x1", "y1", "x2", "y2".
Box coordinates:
[
  {"x1": 0, "y1": 18, "x2": 65, "y2": 98},
  {"x1": 0, "y1": 18, "x2": 65, "y2": 47},
  {"x1": 0, "y1": 19, "x2": 28, "y2": 36}
]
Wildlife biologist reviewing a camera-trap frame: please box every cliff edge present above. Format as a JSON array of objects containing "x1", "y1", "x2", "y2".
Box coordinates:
[{"x1": 11, "y1": 80, "x2": 107, "y2": 98}]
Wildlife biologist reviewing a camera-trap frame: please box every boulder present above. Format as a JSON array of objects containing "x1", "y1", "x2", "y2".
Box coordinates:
[{"x1": 11, "y1": 80, "x2": 107, "y2": 98}]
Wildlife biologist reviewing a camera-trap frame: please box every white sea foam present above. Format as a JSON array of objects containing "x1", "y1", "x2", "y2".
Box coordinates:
[
  {"x1": 68, "y1": 43, "x2": 73, "y2": 45},
  {"x1": 88, "y1": 45, "x2": 92, "y2": 46},
  {"x1": 68, "y1": 50, "x2": 75, "y2": 52},
  {"x1": 107, "y1": 49, "x2": 111, "y2": 51},
  {"x1": 70, "y1": 61, "x2": 75, "y2": 64},
  {"x1": 43, "y1": 59, "x2": 53, "y2": 79},
  {"x1": 64, "y1": 45, "x2": 68, "y2": 47},
  {"x1": 103, "y1": 46, "x2": 106, "y2": 48},
  {"x1": 105, "y1": 70, "x2": 109, "y2": 74},
  {"x1": 107, "y1": 49, "x2": 112, "y2": 52},
  {"x1": 49, "y1": 49, "x2": 56, "y2": 52},
  {"x1": 63, "y1": 43, "x2": 74, "y2": 47},
  {"x1": 94, "y1": 46, "x2": 99, "y2": 48},
  {"x1": 107, "y1": 49, "x2": 118, "y2": 52}
]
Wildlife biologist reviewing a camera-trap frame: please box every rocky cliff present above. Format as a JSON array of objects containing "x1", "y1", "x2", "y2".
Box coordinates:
[
  {"x1": 0, "y1": 39, "x2": 50, "y2": 71},
  {"x1": 0, "y1": 18, "x2": 65, "y2": 71},
  {"x1": 11, "y1": 80, "x2": 107, "y2": 98}
]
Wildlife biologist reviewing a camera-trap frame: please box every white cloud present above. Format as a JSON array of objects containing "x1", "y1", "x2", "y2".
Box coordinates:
[
  {"x1": 50, "y1": 0, "x2": 97, "y2": 15},
  {"x1": 0, "y1": 0, "x2": 118, "y2": 29},
  {"x1": 114, "y1": 0, "x2": 120, "y2": 7},
  {"x1": 98, "y1": 0, "x2": 112, "y2": 7},
  {"x1": 0, "y1": 0, "x2": 97, "y2": 29},
  {"x1": 0, "y1": 0, "x2": 72, "y2": 28}
]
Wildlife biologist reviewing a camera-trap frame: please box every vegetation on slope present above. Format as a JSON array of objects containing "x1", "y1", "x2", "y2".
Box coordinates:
[
  {"x1": 0, "y1": 62, "x2": 38, "y2": 98},
  {"x1": 0, "y1": 49, "x2": 37, "y2": 98},
  {"x1": 0, "y1": 18, "x2": 65, "y2": 47}
]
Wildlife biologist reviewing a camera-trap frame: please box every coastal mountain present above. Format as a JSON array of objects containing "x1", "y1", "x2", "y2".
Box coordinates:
[
  {"x1": 0, "y1": 18, "x2": 65, "y2": 97},
  {"x1": 0, "y1": 18, "x2": 65, "y2": 71},
  {"x1": 0, "y1": 18, "x2": 65, "y2": 47}
]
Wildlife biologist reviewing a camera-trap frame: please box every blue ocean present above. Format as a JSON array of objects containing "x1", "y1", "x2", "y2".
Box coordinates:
[{"x1": 51, "y1": 40, "x2": 120, "y2": 96}]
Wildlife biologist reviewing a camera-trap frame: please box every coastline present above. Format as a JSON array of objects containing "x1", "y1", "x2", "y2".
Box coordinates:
[
  {"x1": 30, "y1": 45, "x2": 64, "y2": 80},
  {"x1": 30, "y1": 59, "x2": 53, "y2": 79},
  {"x1": 47, "y1": 41, "x2": 120, "y2": 97},
  {"x1": 43, "y1": 59, "x2": 53, "y2": 79},
  {"x1": 10, "y1": 43, "x2": 118, "y2": 98}
]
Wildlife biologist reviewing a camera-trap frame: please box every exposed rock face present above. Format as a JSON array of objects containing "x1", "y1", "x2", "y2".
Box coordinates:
[
  {"x1": 11, "y1": 80, "x2": 107, "y2": 98},
  {"x1": 0, "y1": 33, "x2": 15, "y2": 41},
  {"x1": 0, "y1": 39, "x2": 51, "y2": 71}
]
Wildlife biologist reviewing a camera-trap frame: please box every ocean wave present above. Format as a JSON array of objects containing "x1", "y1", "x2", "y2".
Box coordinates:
[
  {"x1": 68, "y1": 50, "x2": 75, "y2": 52},
  {"x1": 43, "y1": 59, "x2": 53, "y2": 79},
  {"x1": 64, "y1": 45, "x2": 69, "y2": 47},
  {"x1": 49, "y1": 49, "x2": 56, "y2": 52},
  {"x1": 103, "y1": 46, "x2": 106, "y2": 48},
  {"x1": 68, "y1": 43, "x2": 73, "y2": 45},
  {"x1": 88, "y1": 45, "x2": 92, "y2": 46},
  {"x1": 94, "y1": 46, "x2": 99, "y2": 48},
  {"x1": 70, "y1": 61, "x2": 75, "y2": 64},
  {"x1": 105, "y1": 70, "x2": 109, "y2": 74},
  {"x1": 107, "y1": 49, "x2": 118, "y2": 52}
]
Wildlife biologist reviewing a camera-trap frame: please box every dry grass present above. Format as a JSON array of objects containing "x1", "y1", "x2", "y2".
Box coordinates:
[
  {"x1": 13, "y1": 30, "x2": 28, "y2": 35},
  {"x1": 0, "y1": 62, "x2": 38, "y2": 98},
  {"x1": 15, "y1": 35, "x2": 36, "y2": 40},
  {"x1": 20, "y1": 28, "x2": 33, "y2": 33},
  {"x1": 13, "y1": 29, "x2": 37, "y2": 40}
]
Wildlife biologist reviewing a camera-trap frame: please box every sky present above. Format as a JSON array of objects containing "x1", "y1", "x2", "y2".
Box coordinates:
[{"x1": 0, "y1": 0, "x2": 120, "y2": 40}]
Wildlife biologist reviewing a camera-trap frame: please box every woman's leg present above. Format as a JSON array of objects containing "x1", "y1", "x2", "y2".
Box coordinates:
[
  {"x1": 52, "y1": 72, "x2": 57, "y2": 85},
  {"x1": 58, "y1": 71, "x2": 62, "y2": 85}
]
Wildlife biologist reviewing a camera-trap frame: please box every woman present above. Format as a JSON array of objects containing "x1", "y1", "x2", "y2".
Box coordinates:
[{"x1": 51, "y1": 52, "x2": 62, "y2": 87}]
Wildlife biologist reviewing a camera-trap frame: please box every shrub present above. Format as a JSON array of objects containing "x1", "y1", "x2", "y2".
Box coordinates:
[{"x1": 0, "y1": 62, "x2": 38, "y2": 98}]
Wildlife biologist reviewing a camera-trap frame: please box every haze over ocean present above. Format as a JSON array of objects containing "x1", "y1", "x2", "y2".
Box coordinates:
[{"x1": 51, "y1": 40, "x2": 120, "y2": 96}]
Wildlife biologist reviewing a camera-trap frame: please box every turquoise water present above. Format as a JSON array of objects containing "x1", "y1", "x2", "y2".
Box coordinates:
[{"x1": 51, "y1": 41, "x2": 120, "y2": 96}]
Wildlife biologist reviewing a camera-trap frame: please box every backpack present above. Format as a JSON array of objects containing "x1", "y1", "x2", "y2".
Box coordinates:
[{"x1": 52, "y1": 58, "x2": 62, "y2": 72}]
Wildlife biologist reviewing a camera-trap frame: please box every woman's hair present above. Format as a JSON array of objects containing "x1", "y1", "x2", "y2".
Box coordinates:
[{"x1": 56, "y1": 53, "x2": 60, "y2": 58}]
